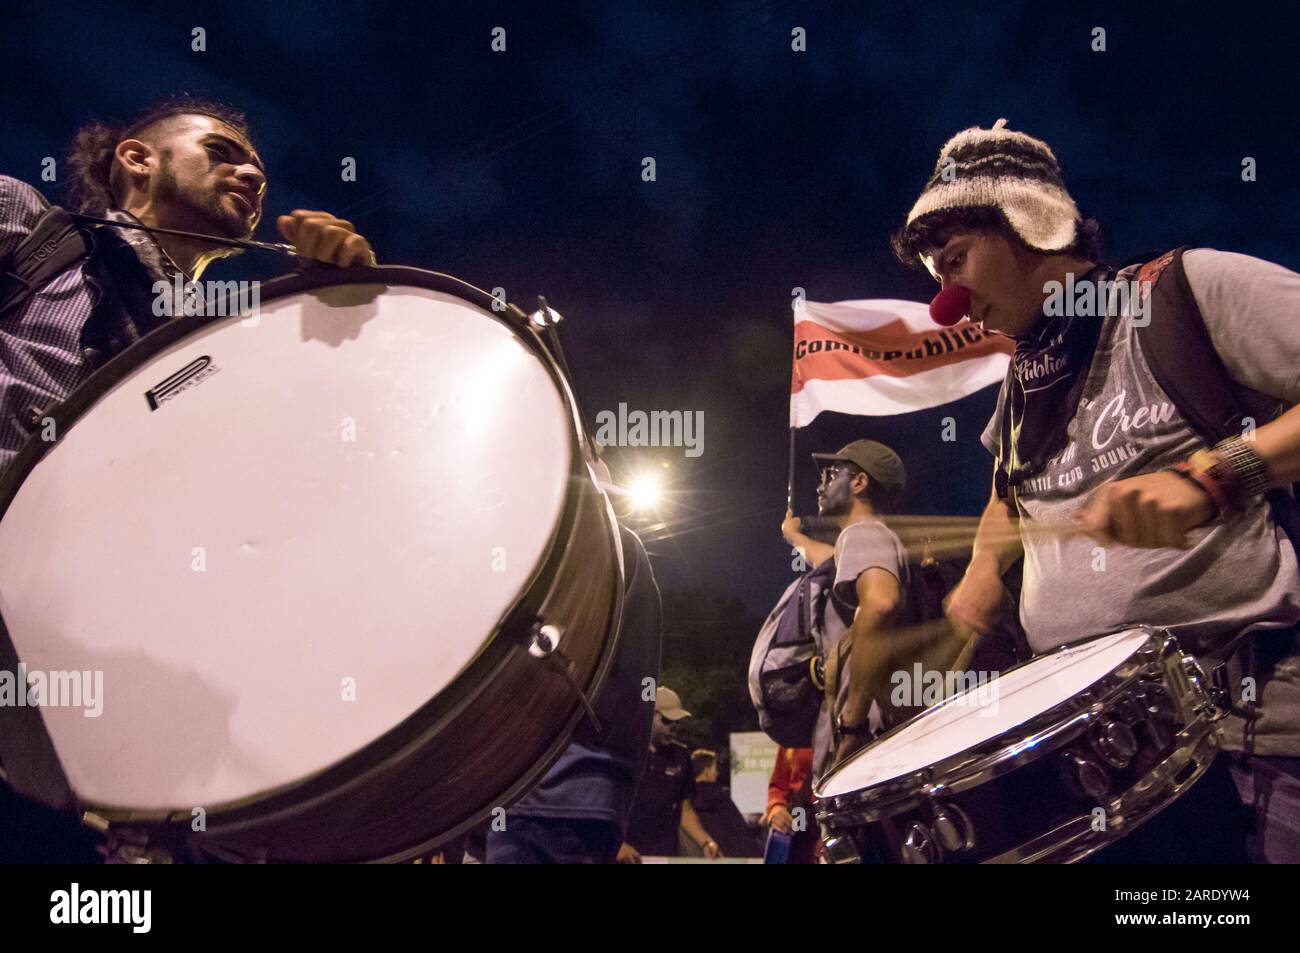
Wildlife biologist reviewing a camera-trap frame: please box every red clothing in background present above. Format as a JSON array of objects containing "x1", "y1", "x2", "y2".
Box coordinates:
[{"x1": 767, "y1": 746, "x2": 813, "y2": 815}]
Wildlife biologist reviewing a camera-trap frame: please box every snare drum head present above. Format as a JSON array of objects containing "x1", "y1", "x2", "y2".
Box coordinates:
[
  {"x1": 0, "y1": 279, "x2": 574, "y2": 810},
  {"x1": 818, "y1": 628, "x2": 1152, "y2": 799}
]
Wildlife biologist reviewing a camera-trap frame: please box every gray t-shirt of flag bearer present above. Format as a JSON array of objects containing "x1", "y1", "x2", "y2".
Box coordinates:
[
  {"x1": 810, "y1": 519, "x2": 911, "y2": 780},
  {"x1": 981, "y1": 249, "x2": 1300, "y2": 756}
]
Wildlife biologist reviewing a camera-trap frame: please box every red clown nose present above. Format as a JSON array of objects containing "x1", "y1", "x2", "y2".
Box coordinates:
[{"x1": 929, "y1": 284, "x2": 972, "y2": 327}]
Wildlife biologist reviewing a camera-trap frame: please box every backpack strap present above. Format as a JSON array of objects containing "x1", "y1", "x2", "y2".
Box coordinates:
[
  {"x1": 1134, "y1": 247, "x2": 1300, "y2": 703},
  {"x1": 1134, "y1": 246, "x2": 1300, "y2": 551},
  {"x1": 1134, "y1": 247, "x2": 1280, "y2": 443},
  {"x1": 0, "y1": 205, "x2": 91, "y2": 319}
]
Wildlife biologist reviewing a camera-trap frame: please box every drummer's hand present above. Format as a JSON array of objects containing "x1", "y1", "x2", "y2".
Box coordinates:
[
  {"x1": 833, "y1": 733, "x2": 868, "y2": 767},
  {"x1": 767, "y1": 805, "x2": 794, "y2": 834},
  {"x1": 943, "y1": 560, "x2": 1011, "y2": 646},
  {"x1": 1071, "y1": 471, "x2": 1215, "y2": 549},
  {"x1": 701, "y1": 839, "x2": 723, "y2": 860},
  {"x1": 616, "y1": 841, "x2": 641, "y2": 864},
  {"x1": 781, "y1": 510, "x2": 802, "y2": 544},
  {"x1": 277, "y1": 210, "x2": 377, "y2": 267}
]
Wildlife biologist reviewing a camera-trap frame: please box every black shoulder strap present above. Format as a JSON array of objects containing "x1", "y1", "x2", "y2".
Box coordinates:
[
  {"x1": 1136, "y1": 247, "x2": 1261, "y2": 443},
  {"x1": 0, "y1": 205, "x2": 91, "y2": 318},
  {"x1": 1135, "y1": 246, "x2": 1300, "y2": 551}
]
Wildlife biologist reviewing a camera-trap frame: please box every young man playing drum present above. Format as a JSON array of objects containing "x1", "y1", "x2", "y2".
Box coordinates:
[
  {"x1": 0, "y1": 95, "x2": 376, "y2": 861},
  {"x1": 892, "y1": 120, "x2": 1300, "y2": 862},
  {"x1": 0, "y1": 94, "x2": 376, "y2": 474}
]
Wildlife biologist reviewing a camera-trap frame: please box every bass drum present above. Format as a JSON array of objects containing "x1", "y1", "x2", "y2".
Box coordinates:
[{"x1": 0, "y1": 267, "x2": 624, "y2": 862}]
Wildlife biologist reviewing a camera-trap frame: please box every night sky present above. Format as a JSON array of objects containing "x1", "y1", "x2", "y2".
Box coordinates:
[{"x1": 3, "y1": 1, "x2": 1297, "y2": 613}]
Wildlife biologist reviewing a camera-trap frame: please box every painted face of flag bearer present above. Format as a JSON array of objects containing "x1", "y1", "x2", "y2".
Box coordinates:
[{"x1": 817, "y1": 463, "x2": 866, "y2": 516}]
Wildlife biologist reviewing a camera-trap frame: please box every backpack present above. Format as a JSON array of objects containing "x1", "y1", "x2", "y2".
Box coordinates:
[
  {"x1": 748, "y1": 556, "x2": 838, "y2": 748},
  {"x1": 1133, "y1": 246, "x2": 1300, "y2": 559}
]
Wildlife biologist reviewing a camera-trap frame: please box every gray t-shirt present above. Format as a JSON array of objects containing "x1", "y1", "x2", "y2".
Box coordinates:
[
  {"x1": 832, "y1": 519, "x2": 911, "y2": 606},
  {"x1": 981, "y1": 248, "x2": 1300, "y2": 755},
  {"x1": 812, "y1": 519, "x2": 911, "y2": 779}
]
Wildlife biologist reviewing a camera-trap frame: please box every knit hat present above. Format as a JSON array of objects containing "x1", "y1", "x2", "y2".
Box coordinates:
[{"x1": 903, "y1": 119, "x2": 1080, "y2": 256}]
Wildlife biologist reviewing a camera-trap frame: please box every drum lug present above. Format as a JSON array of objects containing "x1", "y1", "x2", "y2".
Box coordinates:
[
  {"x1": 82, "y1": 813, "x2": 175, "y2": 864},
  {"x1": 1091, "y1": 719, "x2": 1138, "y2": 769},
  {"x1": 930, "y1": 802, "x2": 975, "y2": 854},
  {"x1": 528, "y1": 622, "x2": 565, "y2": 658},
  {"x1": 900, "y1": 823, "x2": 939, "y2": 864},
  {"x1": 1064, "y1": 753, "x2": 1111, "y2": 801},
  {"x1": 528, "y1": 620, "x2": 604, "y2": 734},
  {"x1": 1178, "y1": 654, "x2": 1228, "y2": 721},
  {"x1": 822, "y1": 833, "x2": 862, "y2": 865}
]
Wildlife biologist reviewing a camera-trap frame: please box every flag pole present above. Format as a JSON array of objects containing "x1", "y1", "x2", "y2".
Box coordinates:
[{"x1": 786, "y1": 425, "x2": 797, "y2": 513}]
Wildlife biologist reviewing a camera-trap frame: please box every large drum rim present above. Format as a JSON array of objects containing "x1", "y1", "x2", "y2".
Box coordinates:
[
  {"x1": 0, "y1": 265, "x2": 615, "y2": 832},
  {"x1": 814, "y1": 626, "x2": 1179, "y2": 817}
]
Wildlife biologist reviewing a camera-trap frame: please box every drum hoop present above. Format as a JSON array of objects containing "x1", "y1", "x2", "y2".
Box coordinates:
[
  {"x1": 815, "y1": 627, "x2": 1171, "y2": 817},
  {"x1": 0, "y1": 266, "x2": 618, "y2": 831}
]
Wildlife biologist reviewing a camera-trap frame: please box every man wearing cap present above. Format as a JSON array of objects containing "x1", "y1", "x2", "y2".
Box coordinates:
[
  {"x1": 890, "y1": 119, "x2": 1300, "y2": 862},
  {"x1": 783, "y1": 439, "x2": 915, "y2": 767},
  {"x1": 621, "y1": 687, "x2": 722, "y2": 860}
]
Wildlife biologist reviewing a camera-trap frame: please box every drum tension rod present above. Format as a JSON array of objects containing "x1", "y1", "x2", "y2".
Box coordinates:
[{"x1": 529, "y1": 621, "x2": 604, "y2": 734}]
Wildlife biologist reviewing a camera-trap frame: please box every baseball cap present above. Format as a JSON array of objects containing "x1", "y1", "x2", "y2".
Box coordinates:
[
  {"x1": 655, "y1": 686, "x2": 691, "y2": 720},
  {"x1": 812, "y1": 439, "x2": 907, "y2": 504}
]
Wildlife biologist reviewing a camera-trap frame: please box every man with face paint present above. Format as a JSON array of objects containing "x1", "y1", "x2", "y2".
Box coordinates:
[
  {"x1": 0, "y1": 95, "x2": 377, "y2": 861},
  {"x1": 785, "y1": 440, "x2": 913, "y2": 767},
  {"x1": 891, "y1": 119, "x2": 1300, "y2": 863},
  {"x1": 0, "y1": 95, "x2": 376, "y2": 476}
]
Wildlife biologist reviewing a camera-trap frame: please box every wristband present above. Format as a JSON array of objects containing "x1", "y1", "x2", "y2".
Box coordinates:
[
  {"x1": 838, "y1": 719, "x2": 873, "y2": 737},
  {"x1": 1212, "y1": 435, "x2": 1272, "y2": 502},
  {"x1": 1168, "y1": 462, "x2": 1220, "y2": 516},
  {"x1": 1178, "y1": 456, "x2": 1231, "y2": 515}
]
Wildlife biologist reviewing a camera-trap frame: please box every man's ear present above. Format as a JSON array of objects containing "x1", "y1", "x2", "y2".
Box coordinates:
[
  {"x1": 114, "y1": 138, "x2": 153, "y2": 182},
  {"x1": 852, "y1": 472, "x2": 870, "y2": 498}
]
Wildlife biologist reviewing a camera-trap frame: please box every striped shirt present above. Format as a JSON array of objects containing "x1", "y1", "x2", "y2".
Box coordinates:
[{"x1": 0, "y1": 175, "x2": 186, "y2": 477}]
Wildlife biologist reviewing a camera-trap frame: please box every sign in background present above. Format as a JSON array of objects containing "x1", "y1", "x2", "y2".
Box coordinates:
[{"x1": 729, "y1": 730, "x2": 778, "y2": 819}]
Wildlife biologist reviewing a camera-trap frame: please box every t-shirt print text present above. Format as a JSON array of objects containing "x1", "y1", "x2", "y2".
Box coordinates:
[{"x1": 1018, "y1": 389, "x2": 1181, "y2": 498}]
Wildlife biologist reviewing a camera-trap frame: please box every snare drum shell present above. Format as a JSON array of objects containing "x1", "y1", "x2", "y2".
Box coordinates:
[{"x1": 816, "y1": 628, "x2": 1223, "y2": 864}]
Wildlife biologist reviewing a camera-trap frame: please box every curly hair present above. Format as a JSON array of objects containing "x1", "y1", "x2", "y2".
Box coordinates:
[
  {"x1": 891, "y1": 205, "x2": 1103, "y2": 270},
  {"x1": 65, "y1": 95, "x2": 255, "y2": 214}
]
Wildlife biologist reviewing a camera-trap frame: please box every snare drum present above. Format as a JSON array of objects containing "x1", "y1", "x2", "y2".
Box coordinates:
[
  {"x1": 815, "y1": 627, "x2": 1224, "y2": 864},
  {"x1": 0, "y1": 267, "x2": 624, "y2": 862}
]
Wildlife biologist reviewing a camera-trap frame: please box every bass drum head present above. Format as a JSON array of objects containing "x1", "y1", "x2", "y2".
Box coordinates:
[
  {"x1": 0, "y1": 277, "x2": 573, "y2": 812},
  {"x1": 818, "y1": 628, "x2": 1152, "y2": 799}
]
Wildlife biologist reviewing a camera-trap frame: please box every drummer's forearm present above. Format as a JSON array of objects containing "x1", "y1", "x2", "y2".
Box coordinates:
[
  {"x1": 1252, "y1": 404, "x2": 1300, "y2": 487},
  {"x1": 970, "y1": 482, "x2": 1022, "y2": 578}
]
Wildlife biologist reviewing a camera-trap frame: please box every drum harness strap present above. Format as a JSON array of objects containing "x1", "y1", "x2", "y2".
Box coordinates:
[{"x1": 0, "y1": 207, "x2": 299, "y2": 321}]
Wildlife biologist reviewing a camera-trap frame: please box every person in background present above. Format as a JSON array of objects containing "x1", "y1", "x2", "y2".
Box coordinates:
[
  {"x1": 622, "y1": 687, "x2": 722, "y2": 861},
  {"x1": 486, "y1": 523, "x2": 662, "y2": 864},
  {"x1": 683, "y1": 749, "x2": 761, "y2": 858},
  {"x1": 765, "y1": 746, "x2": 819, "y2": 864}
]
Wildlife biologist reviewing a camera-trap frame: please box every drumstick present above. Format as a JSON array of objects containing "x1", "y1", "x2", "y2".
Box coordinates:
[{"x1": 70, "y1": 213, "x2": 300, "y2": 257}]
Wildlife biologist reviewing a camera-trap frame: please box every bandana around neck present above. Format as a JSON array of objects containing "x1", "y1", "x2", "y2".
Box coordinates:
[{"x1": 995, "y1": 263, "x2": 1112, "y2": 498}]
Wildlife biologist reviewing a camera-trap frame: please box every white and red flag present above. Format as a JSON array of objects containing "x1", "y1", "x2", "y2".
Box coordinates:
[{"x1": 790, "y1": 298, "x2": 1014, "y2": 426}]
